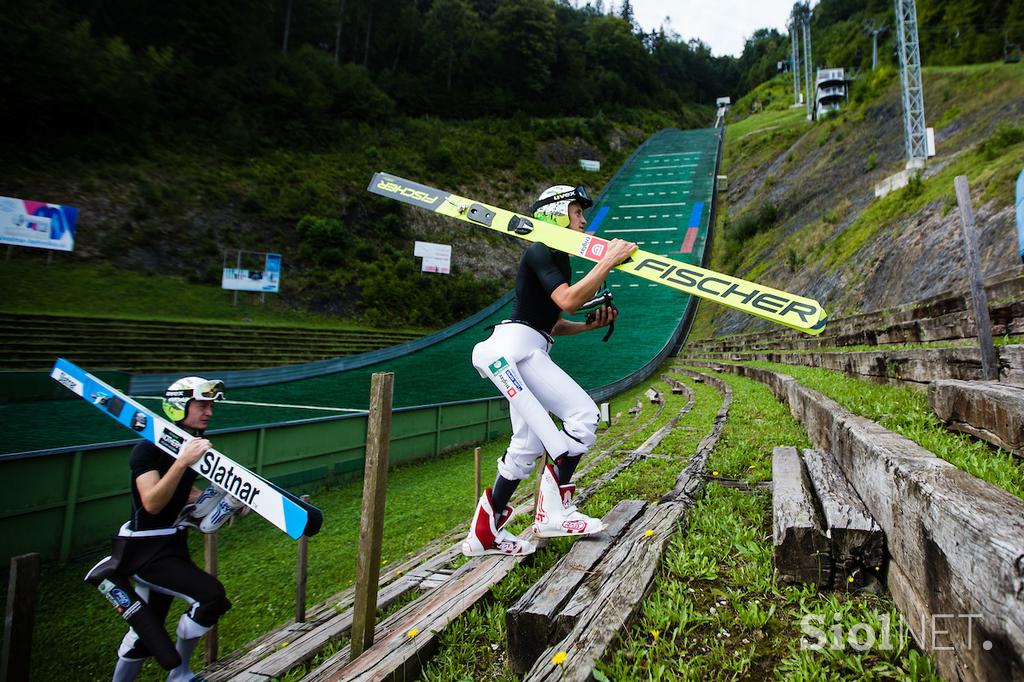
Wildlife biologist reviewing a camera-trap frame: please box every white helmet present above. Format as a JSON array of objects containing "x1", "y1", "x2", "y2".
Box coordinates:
[
  {"x1": 162, "y1": 376, "x2": 225, "y2": 422},
  {"x1": 531, "y1": 184, "x2": 593, "y2": 227}
]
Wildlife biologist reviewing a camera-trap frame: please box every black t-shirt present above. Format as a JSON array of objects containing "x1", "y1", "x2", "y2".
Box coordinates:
[
  {"x1": 128, "y1": 440, "x2": 197, "y2": 531},
  {"x1": 511, "y1": 242, "x2": 571, "y2": 334}
]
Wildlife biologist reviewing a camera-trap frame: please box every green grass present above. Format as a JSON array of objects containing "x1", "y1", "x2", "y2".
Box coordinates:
[
  {"x1": 740, "y1": 360, "x2": 1024, "y2": 499},
  {"x1": 603, "y1": 368, "x2": 940, "y2": 681},
  {"x1": 725, "y1": 107, "x2": 808, "y2": 146},
  {"x1": 0, "y1": 260, "x2": 430, "y2": 332}
]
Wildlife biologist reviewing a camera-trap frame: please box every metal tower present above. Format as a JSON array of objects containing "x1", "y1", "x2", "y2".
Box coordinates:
[
  {"x1": 790, "y1": 21, "x2": 802, "y2": 105},
  {"x1": 895, "y1": 0, "x2": 927, "y2": 166},
  {"x1": 802, "y1": 18, "x2": 813, "y2": 118}
]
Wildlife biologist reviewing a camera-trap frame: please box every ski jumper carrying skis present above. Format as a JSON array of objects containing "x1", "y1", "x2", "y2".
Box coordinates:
[
  {"x1": 463, "y1": 184, "x2": 637, "y2": 557},
  {"x1": 86, "y1": 377, "x2": 243, "y2": 682}
]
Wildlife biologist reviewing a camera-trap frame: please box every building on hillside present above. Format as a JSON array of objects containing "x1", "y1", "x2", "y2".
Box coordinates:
[{"x1": 813, "y1": 68, "x2": 852, "y2": 120}]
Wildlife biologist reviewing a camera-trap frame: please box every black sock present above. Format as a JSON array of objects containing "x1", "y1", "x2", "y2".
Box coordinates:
[
  {"x1": 554, "y1": 454, "x2": 582, "y2": 486},
  {"x1": 490, "y1": 474, "x2": 520, "y2": 516}
]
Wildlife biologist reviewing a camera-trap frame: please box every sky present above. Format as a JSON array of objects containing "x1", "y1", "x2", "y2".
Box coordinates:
[{"x1": 626, "y1": 0, "x2": 799, "y2": 57}]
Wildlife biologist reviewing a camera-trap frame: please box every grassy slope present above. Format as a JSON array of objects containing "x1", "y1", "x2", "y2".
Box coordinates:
[
  {"x1": 690, "y1": 62, "x2": 1024, "y2": 339},
  {"x1": 2, "y1": 109, "x2": 708, "y2": 328},
  {"x1": 0, "y1": 260, "x2": 430, "y2": 331}
]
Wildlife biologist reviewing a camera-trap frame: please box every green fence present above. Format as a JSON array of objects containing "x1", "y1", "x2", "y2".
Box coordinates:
[{"x1": 0, "y1": 396, "x2": 510, "y2": 563}]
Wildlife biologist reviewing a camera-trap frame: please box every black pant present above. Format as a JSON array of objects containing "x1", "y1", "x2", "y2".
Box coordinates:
[{"x1": 115, "y1": 531, "x2": 230, "y2": 660}]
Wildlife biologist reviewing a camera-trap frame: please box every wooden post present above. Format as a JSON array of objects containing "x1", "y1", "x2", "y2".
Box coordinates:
[
  {"x1": 296, "y1": 495, "x2": 310, "y2": 623},
  {"x1": 350, "y1": 372, "x2": 394, "y2": 659},
  {"x1": 954, "y1": 176, "x2": 998, "y2": 380},
  {"x1": 204, "y1": 533, "x2": 218, "y2": 665},
  {"x1": 2, "y1": 553, "x2": 41, "y2": 682},
  {"x1": 532, "y1": 452, "x2": 546, "y2": 519},
  {"x1": 474, "y1": 447, "x2": 482, "y2": 503}
]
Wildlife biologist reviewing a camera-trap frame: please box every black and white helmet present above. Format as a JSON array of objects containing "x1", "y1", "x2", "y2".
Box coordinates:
[{"x1": 162, "y1": 376, "x2": 225, "y2": 422}]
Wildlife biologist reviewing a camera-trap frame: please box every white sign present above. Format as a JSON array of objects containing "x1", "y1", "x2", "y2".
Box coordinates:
[
  {"x1": 222, "y1": 268, "x2": 280, "y2": 292},
  {"x1": 414, "y1": 241, "x2": 451, "y2": 274},
  {"x1": 222, "y1": 252, "x2": 281, "y2": 292},
  {"x1": 579, "y1": 159, "x2": 601, "y2": 172},
  {"x1": 0, "y1": 196, "x2": 77, "y2": 252}
]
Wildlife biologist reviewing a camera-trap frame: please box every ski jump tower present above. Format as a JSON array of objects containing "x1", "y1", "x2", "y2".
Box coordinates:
[
  {"x1": 789, "y1": 3, "x2": 813, "y2": 118},
  {"x1": 894, "y1": 0, "x2": 928, "y2": 167}
]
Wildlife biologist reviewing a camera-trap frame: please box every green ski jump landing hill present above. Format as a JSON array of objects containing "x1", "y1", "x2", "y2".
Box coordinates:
[{"x1": 4, "y1": 128, "x2": 723, "y2": 454}]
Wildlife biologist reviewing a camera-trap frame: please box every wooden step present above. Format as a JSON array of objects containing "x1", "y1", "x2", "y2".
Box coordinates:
[{"x1": 771, "y1": 446, "x2": 831, "y2": 586}]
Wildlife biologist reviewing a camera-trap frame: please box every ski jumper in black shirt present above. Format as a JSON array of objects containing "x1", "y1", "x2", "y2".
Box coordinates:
[{"x1": 92, "y1": 440, "x2": 231, "y2": 676}]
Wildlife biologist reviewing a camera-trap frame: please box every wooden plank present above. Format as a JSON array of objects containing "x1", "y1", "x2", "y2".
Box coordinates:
[
  {"x1": 701, "y1": 361, "x2": 1024, "y2": 681},
  {"x1": 678, "y1": 344, "x2": 1024, "y2": 385},
  {"x1": 801, "y1": 449, "x2": 885, "y2": 590},
  {"x1": 644, "y1": 386, "x2": 662, "y2": 404},
  {"x1": 1, "y1": 553, "x2": 41, "y2": 682},
  {"x1": 771, "y1": 446, "x2": 832, "y2": 587},
  {"x1": 524, "y1": 502, "x2": 686, "y2": 682},
  {"x1": 955, "y1": 175, "x2": 998, "y2": 380},
  {"x1": 929, "y1": 379, "x2": 1024, "y2": 458},
  {"x1": 309, "y1": 539, "x2": 535, "y2": 682},
  {"x1": 506, "y1": 500, "x2": 647, "y2": 674},
  {"x1": 351, "y1": 372, "x2": 394, "y2": 658},
  {"x1": 225, "y1": 544, "x2": 461, "y2": 681}
]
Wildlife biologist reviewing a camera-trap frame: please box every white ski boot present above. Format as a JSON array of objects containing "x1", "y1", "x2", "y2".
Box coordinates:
[
  {"x1": 198, "y1": 493, "x2": 246, "y2": 533},
  {"x1": 462, "y1": 489, "x2": 536, "y2": 557},
  {"x1": 532, "y1": 463, "x2": 604, "y2": 538},
  {"x1": 175, "y1": 485, "x2": 226, "y2": 530}
]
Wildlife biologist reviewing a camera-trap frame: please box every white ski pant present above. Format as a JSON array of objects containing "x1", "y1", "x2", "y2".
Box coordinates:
[{"x1": 472, "y1": 323, "x2": 599, "y2": 481}]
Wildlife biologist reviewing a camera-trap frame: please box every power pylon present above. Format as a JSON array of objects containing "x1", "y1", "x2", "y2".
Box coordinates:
[{"x1": 894, "y1": 0, "x2": 928, "y2": 166}]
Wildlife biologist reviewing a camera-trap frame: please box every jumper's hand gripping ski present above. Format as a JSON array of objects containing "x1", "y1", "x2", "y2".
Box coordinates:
[
  {"x1": 50, "y1": 358, "x2": 323, "y2": 539},
  {"x1": 367, "y1": 172, "x2": 827, "y2": 334}
]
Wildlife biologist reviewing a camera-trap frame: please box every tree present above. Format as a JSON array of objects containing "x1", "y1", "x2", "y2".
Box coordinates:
[
  {"x1": 492, "y1": 0, "x2": 557, "y2": 97},
  {"x1": 424, "y1": 0, "x2": 480, "y2": 91}
]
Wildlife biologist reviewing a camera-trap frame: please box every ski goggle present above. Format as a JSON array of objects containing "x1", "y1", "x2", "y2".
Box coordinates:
[
  {"x1": 530, "y1": 185, "x2": 593, "y2": 213},
  {"x1": 164, "y1": 380, "x2": 225, "y2": 402}
]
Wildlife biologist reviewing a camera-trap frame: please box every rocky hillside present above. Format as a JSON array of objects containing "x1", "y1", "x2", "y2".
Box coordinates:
[{"x1": 694, "y1": 62, "x2": 1024, "y2": 338}]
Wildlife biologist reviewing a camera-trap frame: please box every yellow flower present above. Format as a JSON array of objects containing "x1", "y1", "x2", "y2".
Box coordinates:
[
  {"x1": 408, "y1": 629, "x2": 419, "y2": 638},
  {"x1": 644, "y1": 530, "x2": 654, "y2": 537},
  {"x1": 651, "y1": 629, "x2": 660, "y2": 640},
  {"x1": 848, "y1": 576, "x2": 855, "y2": 583},
  {"x1": 396, "y1": 570, "x2": 404, "y2": 576},
  {"x1": 712, "y1": 470, "x2": 720, "y2": 476},
  {"x1": 552, "y1": 651, "x2": 568, "y2": 665}
]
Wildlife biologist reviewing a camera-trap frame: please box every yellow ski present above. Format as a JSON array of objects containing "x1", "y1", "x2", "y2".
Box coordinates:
[{"x1": 367, "y1": 172, "x2": 827, "y2": 334}]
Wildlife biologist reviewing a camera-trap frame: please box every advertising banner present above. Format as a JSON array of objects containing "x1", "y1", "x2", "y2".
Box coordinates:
[
  {"x1": 222, "y1": 253, "x2": 282, "y2": 292},
  {"x1": 413, "y1": 241, "x2": 451, "y2": 274},
  {"x1": 0, "y1": 196, "x2": 77, "y2": 252}
]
